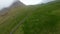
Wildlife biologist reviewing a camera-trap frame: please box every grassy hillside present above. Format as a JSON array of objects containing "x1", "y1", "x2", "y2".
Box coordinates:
[
  {"x1": 0, "y1": 7, "x2": 29, "y2": 34},
  {"x1": 14, "y1": 1, "x2": 60, "y2": 34},
  {"x1": 23, "y1": 1, "x2": 60, "y2": 34},
  {"x1": 0, "y1": 1, "x2": 60, "y2": 34}
]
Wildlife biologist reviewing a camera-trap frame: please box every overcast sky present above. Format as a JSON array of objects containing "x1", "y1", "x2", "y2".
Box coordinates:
[
  {"x1": 20, "y1": 0, "x2": 54, "y2": 5},
  {"x1": 0, "y1": 0, "x2": 54, "y2": 10}
]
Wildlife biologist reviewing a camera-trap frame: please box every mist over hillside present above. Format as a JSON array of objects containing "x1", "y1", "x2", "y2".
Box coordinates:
[{"x1": 0, "y1": 0, "x2": 25, "y2": 15}]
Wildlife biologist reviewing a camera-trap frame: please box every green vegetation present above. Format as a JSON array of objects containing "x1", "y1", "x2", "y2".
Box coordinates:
[
  {"x1": 0, "y1": 1, "x2": 60, "y2": 34},
  {"x1": 23, "y1": 1, "x2": 60, "y2": 34},
  {"x1": 0, "y1": 7, "x2": 29, "y2": 34}
]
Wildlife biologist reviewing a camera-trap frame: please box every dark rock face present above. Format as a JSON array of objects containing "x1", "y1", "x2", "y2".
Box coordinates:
[{"x1": 0, "y1": 0, "x2": 25, "y2": 16}]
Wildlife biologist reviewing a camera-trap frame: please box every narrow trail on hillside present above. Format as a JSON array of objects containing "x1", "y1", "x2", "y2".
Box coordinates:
[
  {"x1": 10, "y1": 9, "x2": 34, "y2": 34},
  {"x1": 10, "y1": 16, "x2": 28, "y2": 34}
]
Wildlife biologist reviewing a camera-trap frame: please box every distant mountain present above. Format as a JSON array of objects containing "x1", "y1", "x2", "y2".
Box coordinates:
[
  {"x1": 0, "y1": 0, "x2": 25, "y2": 16},
  {"x1": 9, "y1": 0, "x2": 25, "y2": 8}
]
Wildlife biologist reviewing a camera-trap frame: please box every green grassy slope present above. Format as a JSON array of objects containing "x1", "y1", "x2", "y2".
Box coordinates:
[
  {"x1": 0, "y1": 1, "x2": 60, "y2": 34},
  {"x1": 0, "y1": 7, "x2": 29, "y2": 34},
  {"x1": 23, "y1": 1, "x2": 60, "y2": 34},
  {"x1": 13, "y1": 1, "x2": 60, "y2": 34}
]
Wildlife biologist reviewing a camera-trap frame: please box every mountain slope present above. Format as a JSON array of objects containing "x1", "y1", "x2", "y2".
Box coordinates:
[
  {"x1": 0, "y1": 1, "x2": 60, "y2": 34},
  {"x1": 23, "y1": 1, "x2": 60, "y2": 34},
  {"x1": 0, "y1": 0, "x2": 25, "y2": 16},
  {"x1": 13, "y1": 1, "x2": 60, "y2": 34}
]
